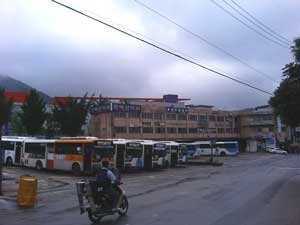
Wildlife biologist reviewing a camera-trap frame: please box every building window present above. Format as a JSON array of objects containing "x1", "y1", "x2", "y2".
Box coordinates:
[
  {"x1": 114, "y1": 127, "x2": 127, "y2": 133},
  {"x1": 217, "y1": 128, "x2": 225, "y2": 133},
  {"x1": 209, "y1": 115, "x2": 216, "y2": 121},
  {"x1": 128, "y1": 127, "x2": 141, "y2": 133},
  {"x1": 226, "y1": 128, "x2": 232, "y2": 133},
  {"x1": 142, "y1": 127, "x2": 153, "y2": 133},
  {"x1": 198, "y1": 115, "x2": 207, "y2": 121},
  {"x1": 155, "y1": 127, "x2": 165, "y2": 133},
  {"x1": 128, "y1": 112, "x2": 140, "y2": 118},
  {"x1": 198, "y1": 128, "x2": 207, "y2": 133},
  {"x1": 282, "y1": 127, "x2": 286, "y2": 132},
  {"x1": 166, "y1": 113, "x2": 177, "y2": 120},
  {"x1": 154, "y1": 113, "x2": 164, "y2": 120},
  {"x1": 178, "y1": 114, "x2": 187, "y2": 120},
  {"x1": 167, "y1": 127, "x2": 177, "y2": 133},
  {"x1": 217, "y1": 116, "x2": 225, "y2": 122},
  {"x1": 178, "y1": 128, "x2": 187, "y2": 133},
  {"x1": 233, "y1": 128, "x2": 239, "y2": 133},
  {"x1": 142, "y1": 122, "x2": 151, "y2": 126},
  {"x1": 142, "y1": 112, "x2": 153, "y2": 119},
  {"x1": 113, "y1": 111, "x2": 126, "y2": 118},
  {"x1": 188, "y1": 128, "x2": 198, "y2": 133},
  {"x1": 256, "y1": 127, "x2": 262, "y2": 132},
  {"x1": 208, "y1": 128, "x2": 217, "y2": 133},
  {"x1": 188, "y1": 115, "x2": 197, "y2": 121}
]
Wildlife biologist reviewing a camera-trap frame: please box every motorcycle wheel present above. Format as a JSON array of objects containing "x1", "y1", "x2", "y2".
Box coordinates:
[
  {"x1": 88, "y1": 209, "x2": 103, "y2": 223},
  {"x1": 118, "y1": 196, "x2": 129, "y2": 216}
]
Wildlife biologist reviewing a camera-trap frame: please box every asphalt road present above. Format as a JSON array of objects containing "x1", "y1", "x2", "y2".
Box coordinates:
[{"x1": 2, "y1": 153, "x2": 300, "y2": 225}]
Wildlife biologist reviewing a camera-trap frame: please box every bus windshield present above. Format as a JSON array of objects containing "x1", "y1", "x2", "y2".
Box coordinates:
[
  {"x1": 126, "y1": 142, "x2": 143, "y2": 158},
  {"x1": 92, "y1": 141, "x2": 115, "y2": 160},
  {"x1": 153, "y1": 143, "x2": 167, "y2": 157}
]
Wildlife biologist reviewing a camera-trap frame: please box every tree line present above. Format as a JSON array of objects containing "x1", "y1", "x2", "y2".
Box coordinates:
[{"x1": 6, "y1": 90, "x2": 94, "y2": 138}]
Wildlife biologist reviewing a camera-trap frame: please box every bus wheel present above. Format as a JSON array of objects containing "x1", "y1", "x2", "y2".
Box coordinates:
[
  {"x1": 36, "y1": 161, "x2": 43, "y2": 170},
  {"x1": 220, "y1": 152, "x2": 226, "y2": 157},
  {"x1": 6, "y1": 157, "x2": 13, "y2": 166},
  {"x1": 72, "y1": 163, "x2": 81, "y2": 176}
]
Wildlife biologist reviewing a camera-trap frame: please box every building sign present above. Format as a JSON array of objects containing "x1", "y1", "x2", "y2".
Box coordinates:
[
  {"x1": 166, "y1": 107, "x2": 188, "y2": 113},
  {"x1": 90, "y1": 103, "x2": 141, "y2": 114},
  {"x1": 90, "y1": 104, "x2": 111, "y2": 114},
  {"x1": 112, "y1": 103, "x2": 141, "y2": 112}
]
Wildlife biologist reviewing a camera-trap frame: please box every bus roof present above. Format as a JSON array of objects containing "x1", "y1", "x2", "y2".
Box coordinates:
[
  {"x1": 55, "y1": 139, "x2": 99, "y2": 144},
  {"x1": 192, "y1": 141, "x2": 211, "y2": 144},
  {"x1": 216, "y1": 141, "x2": 238, "y2": 144},
  {"x1": 24, "y1": 139, "x2": 56, "y2": 144},
  {"x1": 155, "y1": 141, "x2": 179, "y2": 146}
]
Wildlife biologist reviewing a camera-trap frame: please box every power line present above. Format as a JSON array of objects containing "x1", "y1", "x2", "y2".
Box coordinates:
[
  {"x1": 50, "y1": 0, "x2": 273, "y2": 96},
  {"x1": 221, "y1": 0, "x2": 290, "y2": 46},
  {"x1": 229, "y1": 0, "x2": 291, "y2": 44},
  {"x1": 59, "y1": 1, "x2": 253, "y2": 85},
  {"x1": 133, "y1": 0, "x2": 279, "y2": 84},
  {"x1": 209, "y1": 0, "x2": 290, "y2": 49}
]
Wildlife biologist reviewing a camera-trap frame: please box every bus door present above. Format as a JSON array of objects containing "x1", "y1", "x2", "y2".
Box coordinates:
[
  {"x1": 171, "y1": 146, "x2": 178, "y2": 167},
  {"x1": 47, "y1": 143, "x2": 55, "y2": 169},
  {"x1": 15, "y1": 142, "x2": 22, "y2": 164},
  {"x1": 83, "y1": 144, "x2": 92, "y2": 173},
  {"x1": 144, "y1": 145, "x2": 153, "y2": 170},
  {"x1": 116, "y1": 144, "x2": 125, "y2": 170}
]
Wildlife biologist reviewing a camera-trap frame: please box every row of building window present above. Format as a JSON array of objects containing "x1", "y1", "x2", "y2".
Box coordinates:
[
  {"x1": 113, "y1": 111, "x2": 231, "y2": 122},
  {"x1": 114, "y1": 127, "x2": 238, "y2": 134}
]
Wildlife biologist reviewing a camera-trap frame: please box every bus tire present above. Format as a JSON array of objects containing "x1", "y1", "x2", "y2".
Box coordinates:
[
  {"x1": 5, "y1": 157, "x2": 13, "y2": 166},
  {"x1": 220, "y1": 152, "x2": 226, "y2": 157},
  {"x1": 36, "y1": 161, "x2": 43, "y2": 170},
  {"x1": 72, "y1": 163, "x2": 81, "y2": 176}
]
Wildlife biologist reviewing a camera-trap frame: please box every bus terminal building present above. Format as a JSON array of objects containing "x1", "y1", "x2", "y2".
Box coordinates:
[{"x1": 87, "y1": 94, "x2": 291, "y2": 151}]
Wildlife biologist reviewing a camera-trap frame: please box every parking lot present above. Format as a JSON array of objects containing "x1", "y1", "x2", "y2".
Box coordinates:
[{"x1": 2, "y1": 153, "x2": 300, "y2": 225}]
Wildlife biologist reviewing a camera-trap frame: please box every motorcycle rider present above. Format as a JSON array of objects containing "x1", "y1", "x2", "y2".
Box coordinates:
[{"x1": 96, "y1": 160, "x2": 120, "y2": 211}]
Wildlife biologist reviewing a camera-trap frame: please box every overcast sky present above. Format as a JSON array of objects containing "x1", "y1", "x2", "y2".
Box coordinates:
[{"x1": 1, "y1": 0, "x2": 299, "y2": 109}]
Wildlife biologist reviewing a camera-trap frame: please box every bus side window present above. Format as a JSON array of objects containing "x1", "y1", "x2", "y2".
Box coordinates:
[{"x1": 47, "y1": 144, "x2": 54, "y2": 153}]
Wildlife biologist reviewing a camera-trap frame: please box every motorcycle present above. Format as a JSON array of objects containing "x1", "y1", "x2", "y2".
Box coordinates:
[{"x1": 76, "y1": 179, "x2": 129, "y2": 223}]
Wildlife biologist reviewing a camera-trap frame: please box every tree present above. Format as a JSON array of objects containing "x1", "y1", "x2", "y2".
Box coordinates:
[
  {"x1": 10, "y1": 114, "x2": 27, "y2": 136},
  {"x1": 19, "y1": 89, "x2": 47, "y2": 136},
  {"x1": 52, "y1": 94, "x2": 93, "y2": 136},
  {"x1": 269, "y1": 38, "x2": 300, "y2": 142},
  {"x1": 0, "y1": 88, "x2": 14, "y2": 195}
]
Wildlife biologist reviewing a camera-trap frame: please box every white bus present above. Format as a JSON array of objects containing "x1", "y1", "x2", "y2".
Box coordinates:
[
  {"x1": 124, "y1": 141, "x2": 144, "y2": 170},
  {"x1": 152, "y1": 142, "x2": 168, "y2": 168},
  {"x1": 22, "y1": 139, "x2": 55, "y2": 170},
  {"x1": 159, "y1": 141, "x2": 179, "y2": 167},
  {"x1": 1, "y1": 137, "x2": 29, "y2": 166},
  {"x1": 216, "y1": 141, "x2": 239, "y2": 156}
]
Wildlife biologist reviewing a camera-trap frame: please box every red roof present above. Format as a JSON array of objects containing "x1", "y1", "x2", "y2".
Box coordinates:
[
  {"x1": 51, "y1": 96, "x2": 191, "y2": 105},
  {"x1": 5, "y1": 91, "x2": 29, "y2": 104}
]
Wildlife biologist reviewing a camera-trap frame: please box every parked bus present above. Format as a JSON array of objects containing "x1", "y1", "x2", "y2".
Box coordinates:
[
  {"x1": 53, "y1": 139, "x2": 115, "y2": 174},
  {"x1": 22, "y1": 139, "x2": 55, "y2": 170},
  {"x1": 216, "y1": 141, "x2": 239, "y2": 156},
  {"x1": 193, "y1": 141, "x2": 213, "y2": 156},
  {"x1": 124, "y1": 141, "x2": 144, "y2": 170},
  {"x1": 157, "y1": 141, "x2": 179, "y2": 167},
  {"x1": 1, "y1": 136, "x2": 26, "y2": 166},
  {"x1": 152, "y1": 142, "x2": 168, "y2": 168}
]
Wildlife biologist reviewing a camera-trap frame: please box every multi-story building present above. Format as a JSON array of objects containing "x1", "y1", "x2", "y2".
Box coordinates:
[
  {"x1": 237, "y1": 105, "x2": 288, "y2": 152},
  {"x1": 89, "y1": 95, "x2": 240, "y2": 141}
]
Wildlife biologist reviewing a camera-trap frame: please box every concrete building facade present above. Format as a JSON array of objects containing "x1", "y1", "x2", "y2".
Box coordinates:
[{"x1": 89, "y1": 95, "x2": 240, "y2": 142}]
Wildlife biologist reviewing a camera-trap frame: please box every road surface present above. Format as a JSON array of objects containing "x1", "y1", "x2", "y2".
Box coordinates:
[{"x1": 1, "y1": 153, "x2": 300, "y2": 225}]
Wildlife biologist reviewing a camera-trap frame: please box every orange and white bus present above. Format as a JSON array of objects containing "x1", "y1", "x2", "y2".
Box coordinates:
[{"x1": 52, "y1": 139, "x2": 115, "y2": 174}]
